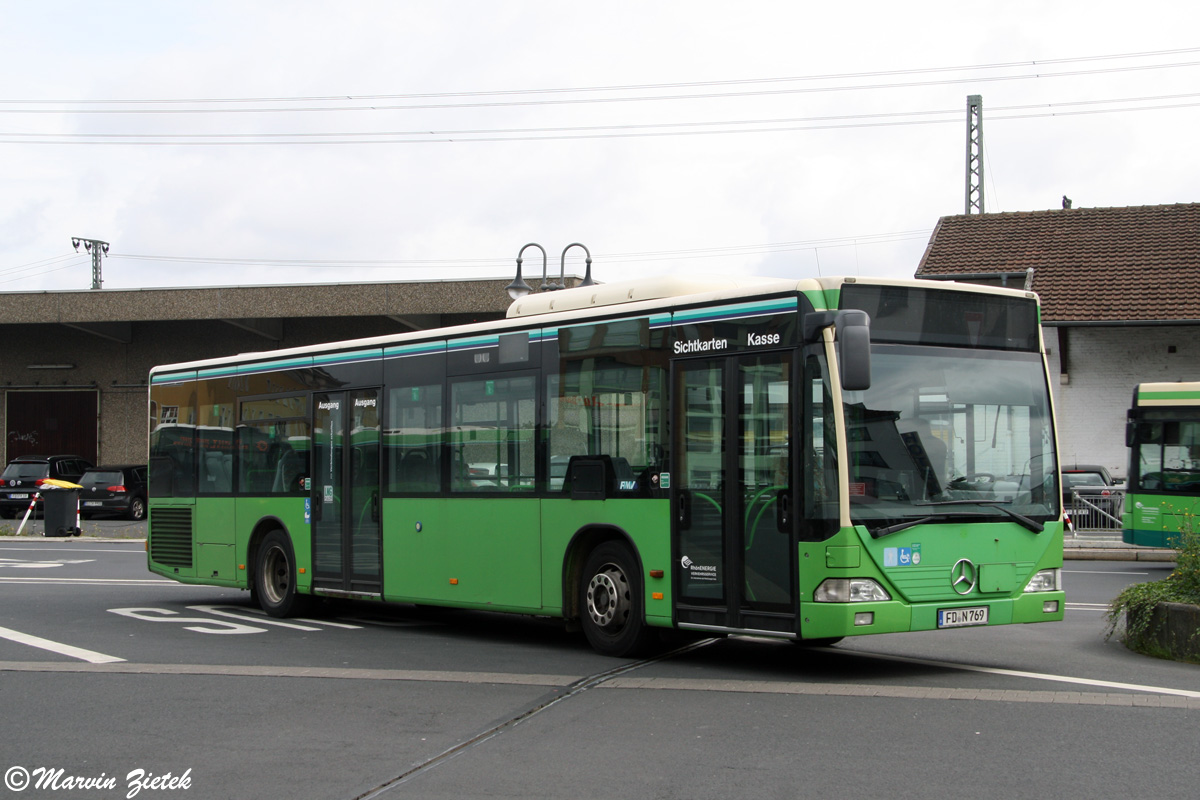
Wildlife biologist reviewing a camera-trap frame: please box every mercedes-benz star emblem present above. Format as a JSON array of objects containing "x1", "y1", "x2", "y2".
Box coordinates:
[{"x1": 950, "y1": 558, "x2": 977, "y2": 595}]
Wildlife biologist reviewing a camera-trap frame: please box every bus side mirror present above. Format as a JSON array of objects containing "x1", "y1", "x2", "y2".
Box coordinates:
[
  {"x1": 802, "y1": 310, "x2": 871, "y2": 391},
  {"x1": 1126, "y1": 419, "x2": 1136, "y2": 448},
  {"x1": 835, "y1": 310, "x2": 871, "y2": 391}
]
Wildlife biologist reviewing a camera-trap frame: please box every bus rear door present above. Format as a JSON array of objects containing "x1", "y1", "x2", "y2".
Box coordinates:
[{"x1": 312, "y1": 388, "x2": 383, "y2": 598}]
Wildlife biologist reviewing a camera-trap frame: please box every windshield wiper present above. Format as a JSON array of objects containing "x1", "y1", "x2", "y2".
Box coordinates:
[
  {"x1": 871, "y1": 516, "x2": 939, "y2": 538},
  {"x1": 916, "y1": 499, "x2": 1044, "y2": 534}
]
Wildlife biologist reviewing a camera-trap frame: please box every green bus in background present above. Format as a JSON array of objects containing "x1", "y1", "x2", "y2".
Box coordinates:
[
  {"x1": 1124, "y1": 381, "x2": 1200, "y2": 548},
  {"x1": 147, "y1": 275, "x2": 1064, "y2": 657}
]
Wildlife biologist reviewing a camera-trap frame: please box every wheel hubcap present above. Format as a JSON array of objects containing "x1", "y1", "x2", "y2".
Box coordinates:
[
  {"x1": 586, "y1": 563, "x2": 629, "y2": 629},
  {"x1": 263, "y1": 545, "x2": 289, "y2": 605}
]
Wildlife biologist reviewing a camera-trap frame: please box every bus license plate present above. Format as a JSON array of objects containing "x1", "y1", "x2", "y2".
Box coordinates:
[{"x1": 938, "y1": 606, "x2": 988, "y2": 628}]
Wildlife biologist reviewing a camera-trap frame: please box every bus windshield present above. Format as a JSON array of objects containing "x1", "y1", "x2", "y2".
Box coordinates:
[{"x1": 842, "y1": 343, "x2": 1056, "y2": 534}]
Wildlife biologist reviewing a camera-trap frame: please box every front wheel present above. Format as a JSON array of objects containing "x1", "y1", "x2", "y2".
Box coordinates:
[
  {"x1": 579, "y1": 541, "x2": 655, "y2": 658},
  {"x1": 255, "y1": 529, "x2": 309, "y2": 617}
]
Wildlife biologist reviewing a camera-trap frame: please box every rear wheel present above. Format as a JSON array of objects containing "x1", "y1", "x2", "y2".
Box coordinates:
[
  {"x1": 127, "y1": 496, "x2": 147, "y2": 521},
  {"x1": 579, "y1": 541, "x2": 655, "y2": 658},
  {"x1": 255, "y1": 529, "x2": 308, "y2": 617}
]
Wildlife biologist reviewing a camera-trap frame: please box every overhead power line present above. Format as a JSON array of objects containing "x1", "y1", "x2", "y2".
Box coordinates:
[
  {"x1": 106, "y1": 231, "x2": 932, "y2": 271},
  {"x1": 2, "y1": 46, "x2": 1197, "y2": 111},
  {"x1": 3, "y1": 93, "x2": 1197, "y2": 145}
]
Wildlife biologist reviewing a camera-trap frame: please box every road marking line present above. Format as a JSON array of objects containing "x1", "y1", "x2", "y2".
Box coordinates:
[
  {"x1": 188, "y1": 605, "x2": 323, "y2": 631},
  {"x1": 0, "y1": 660, "x2": 1194, "y2": 708},
  {"x1": 1066, "y1": 569, "x2": 1150, "y2": 575},
  {"x1": 0, "y1": 626, "x2": 124, "y2": 664},
  {"x1": 838, "y1": 648, "x2": 1200, "y2": 698},
  {"x1": 0, "y1": 577, "x2": 183, "y2": 585},
  {"x1": 231, "y1": 608, "x2": 364, "y2": 629}
]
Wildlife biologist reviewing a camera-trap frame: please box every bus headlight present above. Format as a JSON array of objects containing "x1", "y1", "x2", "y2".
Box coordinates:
[
  {"x1": 1024, "y1": 568, "x2": 1061, "y2": 593},
  {"x1": 814, "y1": 578, "x2": 891, "y2": 602}
]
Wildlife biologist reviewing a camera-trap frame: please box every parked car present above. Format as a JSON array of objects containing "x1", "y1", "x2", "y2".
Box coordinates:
[
  {"x1": 1061, "y1": 464, "x2": 1117, "y2": 504},
  {"x1": 1061, "y1": 463, "x2": 1123, "y2": 529},
  {"x1": 78, "y1": 464, "x2": 148, "y2": 521},
  {"x1": 0, "y1": 455, "x2": 94, "y2": 518}
]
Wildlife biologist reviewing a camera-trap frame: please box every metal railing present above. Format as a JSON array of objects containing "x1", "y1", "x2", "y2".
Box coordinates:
[{"x1": 1067, "y1": 489, "x2": 1125, "y2": 535}]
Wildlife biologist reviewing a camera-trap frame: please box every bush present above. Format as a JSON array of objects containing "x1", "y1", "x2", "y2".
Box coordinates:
[{"x1": 1106, "y1": 507, "x2": 1200, "y2": 657}]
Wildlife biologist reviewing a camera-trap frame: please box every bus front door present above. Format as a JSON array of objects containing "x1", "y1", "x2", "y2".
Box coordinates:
[
  {"x1": 312, "y1": 388, "x2": 382, "y2": 598},
  {"x1": 673, "y1": 353, "x2": 797, "y2": 636}
]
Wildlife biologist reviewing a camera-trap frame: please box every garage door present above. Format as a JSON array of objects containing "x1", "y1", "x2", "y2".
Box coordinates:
[{"x1": 5, "y1": 390, "x2": 98, "y2": 464}]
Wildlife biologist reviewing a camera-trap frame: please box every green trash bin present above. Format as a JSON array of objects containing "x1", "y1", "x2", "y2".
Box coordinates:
[{"x1": 42, "y1": 488, "x2": 81, "y2": 537}]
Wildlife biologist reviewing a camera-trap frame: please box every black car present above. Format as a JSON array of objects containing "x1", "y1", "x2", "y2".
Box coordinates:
[
  {"x1": 79, "y1": 464, "x2": 149, "y2": 521},
  {"x1": 0, "y1": 455, "x2": 93, "y2": 518}
]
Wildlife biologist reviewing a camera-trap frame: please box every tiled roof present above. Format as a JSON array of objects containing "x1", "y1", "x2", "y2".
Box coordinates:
[{"x1": 915, "y1": 203, "x2": 1200, "y2": 323}]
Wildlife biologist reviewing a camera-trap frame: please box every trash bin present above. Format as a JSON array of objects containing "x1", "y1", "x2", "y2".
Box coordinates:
[{"x1": 42, "y1": 488, "x2": 81, "y2": 537}]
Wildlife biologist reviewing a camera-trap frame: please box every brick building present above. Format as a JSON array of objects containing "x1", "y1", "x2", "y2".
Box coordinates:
[{"x1": 915, "y1": 203, "x2": 1200, "y2": 478}]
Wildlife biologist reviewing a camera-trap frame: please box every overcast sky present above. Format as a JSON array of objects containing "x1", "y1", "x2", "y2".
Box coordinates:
[{"x1": 2, "y1": 1, "x2": 1198, "y2": 294}]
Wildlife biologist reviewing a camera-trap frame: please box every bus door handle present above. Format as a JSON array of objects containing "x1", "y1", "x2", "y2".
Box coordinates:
[
  {"x1": 312, "y1": 493, "x2": 323, "y2": 522},
  {"x1": 677, "y1": 490, "x2": 691, "y2": 530},
  {"x1": 777, "y1": 490, "x2": 791, "y2": 531},
  {"x1": 371, "y1": 491, "x2": 380, "y2": 523}
]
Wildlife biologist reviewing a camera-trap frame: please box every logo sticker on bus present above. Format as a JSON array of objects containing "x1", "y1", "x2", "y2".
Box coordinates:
[{"x1": 884, "y1": 544, "x2": 920, "y2": 567}]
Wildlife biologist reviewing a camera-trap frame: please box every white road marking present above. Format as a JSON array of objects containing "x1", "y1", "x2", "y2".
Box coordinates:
[
  {"x1": 108, "y1": 607, "x2": 266, "y2": 634},
  {"x1": 0, "y1": 547, "x2": 144, "y2": 554},
  {"x1": 188, "y1": 605, "x2": 323, "y2": 631},
  {"x1": 231, "y1": 607, "x2": 364, "y2": 629},
  {"x1": 1065, "y1": 569, "x2": 1150, "y2": 575},
  {"x1": 0, "y1": 625, "x2": 124, "y2": 664},
  {"x1": 841, "y1": 648, "x2": 1200, "y2": 698},
  {"x1": 0, "y1": 577, "x2": 181, "y2": 585},
  {"x1": 0, "y1": 557, "x2": 96, "y2": 569}
]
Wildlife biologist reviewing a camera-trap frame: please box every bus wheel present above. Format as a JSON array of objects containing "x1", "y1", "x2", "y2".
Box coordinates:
[
  {"x1": 256, "y1": 530, "x2": 308, "y2": 618},
  {"x1": 580, "y1": 542, "x2": 653, "y2": 658}
]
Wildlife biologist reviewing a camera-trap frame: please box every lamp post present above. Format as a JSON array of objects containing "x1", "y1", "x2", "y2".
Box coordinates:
[
  {"x1": 506, "y1": 242, "x2": 595, "y2": 301},
  {"x1": 562, "y1": 242, "x2": 594, "y2": 288},
  {"x1": 505, "y1": 243, "x2": 542, "y2": 300}
]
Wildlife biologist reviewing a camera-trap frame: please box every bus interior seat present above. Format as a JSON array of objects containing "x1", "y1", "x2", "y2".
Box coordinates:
[{"x1": 397, "y1": 449, "x2": 439, "y2": 491}]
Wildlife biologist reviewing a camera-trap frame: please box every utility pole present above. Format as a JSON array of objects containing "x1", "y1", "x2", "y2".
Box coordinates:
[
  {"x1": 965, "y1": 95, "x2": 984, "y2": 214},
  {"x1": 72, "y1": 237, "x2": 109, "y2": 289}
]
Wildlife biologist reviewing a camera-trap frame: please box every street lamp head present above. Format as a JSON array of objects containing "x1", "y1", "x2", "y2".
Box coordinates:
[
  {"x1": 508, "y1": 243, "x2": 545, "y2": 301},
  {"x1": 505, "y1": 272, "x2": 532, "y2": 300}
]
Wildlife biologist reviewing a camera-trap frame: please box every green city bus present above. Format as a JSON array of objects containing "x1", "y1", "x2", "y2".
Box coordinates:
[
  {"x1": 1124, "y1": 381, "x2": 1200, "y2": 547},
  {"x1": 147, "y1": 275, "x2": 1065, "y2": 656}
]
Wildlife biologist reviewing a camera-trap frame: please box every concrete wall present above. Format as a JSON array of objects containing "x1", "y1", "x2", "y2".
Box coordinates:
[
  {"x1": 0, "y1": 315, "x2": 490, "y2": 466},
  {"x1": 1048, "y1": 325, "x2": 1200, "y2": 480}
]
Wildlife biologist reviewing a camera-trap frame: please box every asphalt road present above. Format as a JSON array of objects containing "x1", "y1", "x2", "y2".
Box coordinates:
[{"x1": 1, "y1": 534, "x2": 1195, "y2": 800}]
